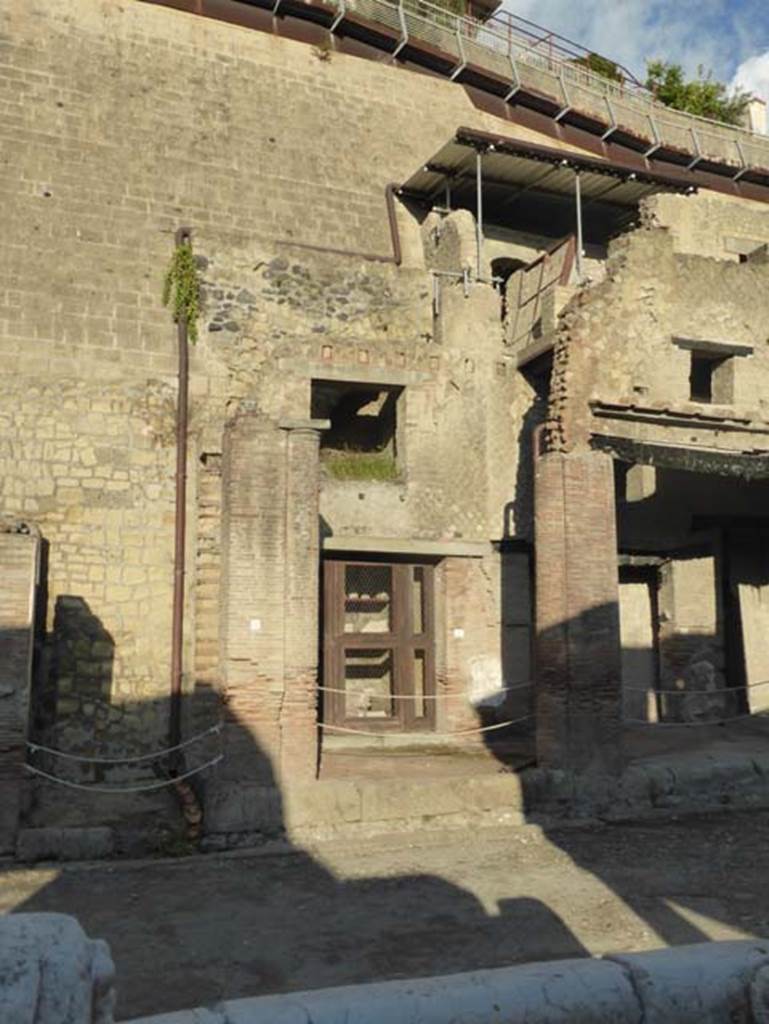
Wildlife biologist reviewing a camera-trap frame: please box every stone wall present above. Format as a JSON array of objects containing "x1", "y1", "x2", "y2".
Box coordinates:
[
  {"x1": 0, "y1": 527, "x2": 39, "y2": 852},
  {"x1": 644, "y1": 191, "x2": 769, "y2": 262},
  {"x1": 545, "y1": 227, "x2": 769, "y2": 455},
  {"x1": 0, "y1": 0, "x2": 545, "y2": 810}
]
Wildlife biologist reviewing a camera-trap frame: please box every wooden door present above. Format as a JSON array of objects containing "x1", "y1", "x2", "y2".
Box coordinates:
[{"x1": 322, "y1": 559, "x2": 435, "y2": 732}]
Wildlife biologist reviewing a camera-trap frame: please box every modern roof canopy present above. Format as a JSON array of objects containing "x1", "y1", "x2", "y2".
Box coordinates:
[
  {"x1": 401, "y1": 127, "x2": 695, "y2": 213},
  {"x1": 400, "y1": 128, "x2": 696, "y2": 278}
]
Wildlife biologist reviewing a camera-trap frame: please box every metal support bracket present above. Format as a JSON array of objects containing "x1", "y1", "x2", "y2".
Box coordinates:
[
  {"x1": 390, "y1": 0, "x2": 409, "y2": 62},
  {"x1": 329, "y1": 0, "x2": 346, "y2": 33},
  {"x1": 733, "y1": 139, "x2": 749, "y2": 182},
  {"x1": 450, "y1": 22, "x2": 467, "y2": 81},
  {"x1": 644, "y1": 114, "x2": 662, "y2": 159},
  {"x1": 504, "y1": 54, "x2": 521, "y2": 102},
  {"x1": 601, "y1": 96, "x2": 618, "y2": 141},
  {"x1": 686, "y1": 127, "x2": 703, "y2": 171},
  {"x1": 554, "y1": 70, "x2": 571, "y2": 122}
]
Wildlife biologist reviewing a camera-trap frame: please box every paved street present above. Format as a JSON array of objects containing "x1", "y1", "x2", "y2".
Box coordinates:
[{"x1": 2, "y1": 810, "x2": 768, "y2": 1020}]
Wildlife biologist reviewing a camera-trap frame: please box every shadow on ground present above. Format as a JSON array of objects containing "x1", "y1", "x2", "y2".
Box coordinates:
[{"x1": 3, "y1": 642, "x2": 769, "y2": 1019}]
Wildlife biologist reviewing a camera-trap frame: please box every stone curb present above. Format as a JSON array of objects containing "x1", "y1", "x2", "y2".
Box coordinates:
[{"x1": 125, "y1": 940, "x2": 769, "y2": 1024}]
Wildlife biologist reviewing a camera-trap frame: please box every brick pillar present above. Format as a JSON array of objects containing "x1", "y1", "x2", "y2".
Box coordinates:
[
  {"x1": 534, "y1": 451, "x2": 621, "y2": 773},
  {"x1": 0, "y1": 531, "x2": 39, "y2": 853},
  {"x1": 219, "y1": 417, "x2": 324, "y2": 791},
  {"x1": 279, "y1": 424, "x2": 323, "y2": 782}
]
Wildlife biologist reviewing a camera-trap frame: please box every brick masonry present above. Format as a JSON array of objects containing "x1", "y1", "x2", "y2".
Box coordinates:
[{"x1": 535, "y1": 451, "x2": 622, "y2": 773}]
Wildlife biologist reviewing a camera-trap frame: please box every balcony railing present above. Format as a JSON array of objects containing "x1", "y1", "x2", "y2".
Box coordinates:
[{"x1": 336, "y1": 0, "x2": 769, "y2": 175}]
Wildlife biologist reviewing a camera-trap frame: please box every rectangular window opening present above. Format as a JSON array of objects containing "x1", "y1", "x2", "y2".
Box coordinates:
[
  {"x1": 312, "y1": 380, "x2": 402, "y2": 482},
  {"x1": 690, "y1": 351, "x2": 731, "y2": 404}
]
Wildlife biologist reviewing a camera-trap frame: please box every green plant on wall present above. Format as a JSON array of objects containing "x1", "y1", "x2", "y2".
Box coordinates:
[
  {"x1": 322, "y1": 448, "x2": 400, "y2": 482},
  {"x1": 163, "y1": 241, "x2": 201, "y2": 342},
  {"x1": 572, "y1": 52, "x2": 624, "y2": 84}
]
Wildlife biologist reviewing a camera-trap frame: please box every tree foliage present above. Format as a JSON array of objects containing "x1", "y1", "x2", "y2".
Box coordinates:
[
  {"x1": 573, "y1": 52, "x2": 624, "y2": 84},
  {"x1": 645, "y1": 60, "x2": 751, "y2": 126}
]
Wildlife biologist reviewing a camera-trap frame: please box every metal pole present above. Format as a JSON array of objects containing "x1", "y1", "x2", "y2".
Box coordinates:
[
  {"x1": 169, "y1": 226, "x2": 191, "y2": 769},
  {"x1": 475, "y1": 148, "x2": 483, "y2": 280},
  {"x1": 575, "y1": 171, "x2": 583, "y2": 281}
]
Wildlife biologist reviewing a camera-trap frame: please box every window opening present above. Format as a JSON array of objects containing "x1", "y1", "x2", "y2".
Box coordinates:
[
  {"x1": 312, "y1": 380, "x2": 402, "y2": 481},
  {"x1": 689, "y1": 352, "x2": 731, "y2": 404}
]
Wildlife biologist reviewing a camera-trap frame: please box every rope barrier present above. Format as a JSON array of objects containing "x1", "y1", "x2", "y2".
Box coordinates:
[
  {"x1": 319, "y1": 713, "x2": 534, "y2": 739},
  {"x1": 23, "y1": 754, "x2": 224, "y2": 794},
  {"x1": 315, "y1": 682, "x2": 533, "y2": 699},
  {"x1": 625, "y1": 711, "x2": 765, "y2": 728},
  {"x1": 624, "y1": 679, "x2": 769, "y2": 697},
  {"x1": 26, "y1": 723, "x2": 222, "y2": 765}
]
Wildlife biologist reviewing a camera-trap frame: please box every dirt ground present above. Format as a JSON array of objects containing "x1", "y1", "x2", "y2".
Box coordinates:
[{"x1": 2, "y1": 810, "x2": 768, "y2": 1021}]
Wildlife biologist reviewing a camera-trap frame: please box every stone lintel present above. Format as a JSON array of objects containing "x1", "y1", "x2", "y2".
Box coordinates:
[
  {"x1": 592, "y1": 434, "x2": 769, "y2": 480},
  {"x1": 277, "y1": 417, "x2": 330, "y2": 432},
  {"x1": 300, "y1": 364, "x2": 432, "y2": 386},
  {"x1": 672, "y1": 336, "x2": 754, "y2": 358},
  {"x1": 322, "y1": 536, "x2": 490, "y2": 558}
]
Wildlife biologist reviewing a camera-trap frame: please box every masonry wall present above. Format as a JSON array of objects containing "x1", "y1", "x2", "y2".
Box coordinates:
[
  {"x1": 546, "y1": 227, "x2": 769, "y2": 455},
  {"x1": 0, "y1": 0, "x2": 543, "y2": 793},
  {"x1": 645, "y1": 191, "x2": 769, "y2": 262}
]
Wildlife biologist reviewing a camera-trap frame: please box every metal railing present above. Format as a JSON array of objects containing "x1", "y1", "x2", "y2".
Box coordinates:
[{"x1": 334, "y1": 0, "x2": 769, "y2": 176}]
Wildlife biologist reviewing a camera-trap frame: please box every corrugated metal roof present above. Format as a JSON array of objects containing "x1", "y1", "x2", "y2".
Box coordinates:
[{"x1": 401, "y1": 131, "x2": 694, "y2": 210}]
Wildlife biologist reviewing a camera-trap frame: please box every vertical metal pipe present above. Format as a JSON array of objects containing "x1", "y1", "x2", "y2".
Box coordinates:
[
  {"x1": 169, "y1": 226, "x2": 191, "y2": 766},
  {"x1": 475, "y1": 148, "x2": 483, "y2": 280},
  {"x1": 575, "y1": 171, "x2": 584, "y2": 282}
]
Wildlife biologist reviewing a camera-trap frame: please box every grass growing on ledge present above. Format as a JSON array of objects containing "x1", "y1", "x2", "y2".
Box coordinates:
[{"x1": 322, "y1": 449, "x2": 400, "y2": 482}]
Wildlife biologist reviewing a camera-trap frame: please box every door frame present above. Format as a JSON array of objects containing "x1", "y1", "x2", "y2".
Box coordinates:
[{"x1": 322, "y1": 556, "x2": 436, "y2": 732}]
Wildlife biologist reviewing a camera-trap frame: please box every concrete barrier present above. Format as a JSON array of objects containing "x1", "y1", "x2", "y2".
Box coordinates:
[
  {"x1": 127, "y1": 940, "x2": 769, "y2": 1024},
  {"x1": 0, "y1": 913, "x2": 115, "y2": 1024}
]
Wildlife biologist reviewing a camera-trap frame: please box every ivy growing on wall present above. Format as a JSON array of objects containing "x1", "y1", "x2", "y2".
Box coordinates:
[{"x1": 163, "y1": 241, "x2": 201, "y2": 342}]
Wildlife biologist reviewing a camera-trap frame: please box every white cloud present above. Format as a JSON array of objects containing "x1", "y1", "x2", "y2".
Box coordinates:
[
  {"x1": 732, "y1": 50, "x2": 769, "y2": 103},
  {"x1": 502, "y1": 0, "x2": 768, "y2": 86}
]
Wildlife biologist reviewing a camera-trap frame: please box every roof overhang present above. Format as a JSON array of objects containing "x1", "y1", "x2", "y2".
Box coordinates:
[{"x1": 401, "y1": 127, "x2": 695, "y2": 219}]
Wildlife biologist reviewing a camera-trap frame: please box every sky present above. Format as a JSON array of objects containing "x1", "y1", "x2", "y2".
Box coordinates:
[{"x1": 503, "y1": 0, "x2": 769, "y2": 104}]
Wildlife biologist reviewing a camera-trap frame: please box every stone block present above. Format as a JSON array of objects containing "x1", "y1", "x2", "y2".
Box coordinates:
[
  {"x1": 360, "y1": 779, "x2": 466, "y2": 823},
  {"x1": 0, "y1": 913, "x2": 115, "y2": 1024},
  {"x1": 202, "y1": 782, "x2": 282, "y2": 834},
  {"x1": 283, "y1": 780, "x2": 361, "y2": 829},
  {"x1": 16, "y1": 827, "x2": 115, "y2": 863},
  {"x1": 454, "y1": 775, "x2": 525, "y2": 813},
  {"x1": 609, "y1": 940, "x2": 769, "y2": 1024}
]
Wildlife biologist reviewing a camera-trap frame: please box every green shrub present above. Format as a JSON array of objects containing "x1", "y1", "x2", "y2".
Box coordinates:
[{"x1": 322, "y1": 449, "x2": 400, "y2": 482}]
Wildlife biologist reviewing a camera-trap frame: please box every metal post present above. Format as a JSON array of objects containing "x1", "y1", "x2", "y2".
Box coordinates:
[
  {"x1": 575, "y1": 171, "x2": 583, "y2": 281},
  {"x1": 475, "y1": 148, "x2": 483, "y2": 280},
  {"x1": 169, "y1": 226, "x2": 191, "y2": 769},
  {"x1": 445, "y1": 181, "x2": 451, "y2": 210}
]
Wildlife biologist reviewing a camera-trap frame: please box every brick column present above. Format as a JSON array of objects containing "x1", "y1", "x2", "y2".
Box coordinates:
[
  {"x1": 534, "y1": 451, "x2": 622, "y2": 773},
  {"x1": 279, "y1": 423, "x2": 324, "y2": 782},
  {"x1": 219, "y1": 416, "x2": 325, "y2": 791},
  {"x1": 0, "y1": 531, "x2": 39, "y2": 853}
]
